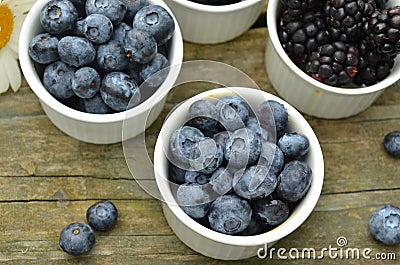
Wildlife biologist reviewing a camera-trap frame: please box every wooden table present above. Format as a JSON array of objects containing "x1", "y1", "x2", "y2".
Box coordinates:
[{"x1": 1, "y1": 26, "x2": 399, "y2": 264}]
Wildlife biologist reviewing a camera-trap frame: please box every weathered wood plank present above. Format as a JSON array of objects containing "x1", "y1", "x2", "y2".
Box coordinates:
[
  {"x1": 1, "y1": 192, "x2": 399, "y2": 264},
  {"x1": 0, "y1": 177, "x2": 154, "y2": 201}
]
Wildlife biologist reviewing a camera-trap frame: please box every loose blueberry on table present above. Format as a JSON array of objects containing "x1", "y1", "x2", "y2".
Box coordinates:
[
  {"x1": 168, "y1": 96, "x2": 313, "y2": 236},
  {"x1": 29, "y1": 0, "x2": 175, "y2": 114},
  {"x1": 59, "y1": 222, "x2": 96, "y2": 256},
  {"x1": 383, "y1": 131, "x2": 400, "y2": 158},
  {"x1": 369, "y1": 204, "x2": 400, "y2": 245},
  {"x1": 278, "y1": 0, "x2": 400, "y2": 87},
  {"x1": 86, "y1": 200, "x2": 118, "y2": 231}
]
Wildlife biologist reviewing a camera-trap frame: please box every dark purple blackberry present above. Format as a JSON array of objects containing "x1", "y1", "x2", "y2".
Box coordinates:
[
  {"x1": 324, "y1": 0, "x2": 379, "y2": 43},
  {"x1": 279, "y1": 10, "x2": 331, "y2": 68},
  {"x1": 306, "y1": 42, "x2": 359, "y2": 86},
  {"x1": 365, "y1": 6, "x2": 400, "y2": 55},
  {"x1": 353, "y1": 40, "x2": 395, "y2": 85},
  {"x1": 280, "y1": 0, "x2": 322, "y2": 18}
]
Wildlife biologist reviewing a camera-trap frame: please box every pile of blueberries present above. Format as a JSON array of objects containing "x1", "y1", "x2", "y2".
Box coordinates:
[
  {"x1": 168, "y1": 95, "x2": 312, "y2": 235},
  {"x1": 28, "y1": 0, "x2": 174, "y2": 114},
  {"x1": 59, "y1": 200, "x2": 118, "y2": 256}
]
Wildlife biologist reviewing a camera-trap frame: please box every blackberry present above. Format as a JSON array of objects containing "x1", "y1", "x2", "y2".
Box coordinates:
[
  {"x1": 306, "y1": 42, "x2": 359, "y2": 86},
  {"x1": 279, "y1": 10, "x2": 331, "y2": 68},
  {"x1": 324, "y1": 0, "x2": 379, "y2": 43},
  {"x1": 365, "y1": 6, "x2": 400, "y2": 55},
  {"x1": 354, "y1": 40, "x2": 395, "y2": 85},
  {"x1": 280, "y1": 0, "x2": 321, "y2": 18}
]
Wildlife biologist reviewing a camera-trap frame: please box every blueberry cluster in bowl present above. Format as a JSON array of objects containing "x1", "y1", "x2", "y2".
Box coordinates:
[
  {"x1": 278, "y1": 0, "x2": 400, "y2": 87},
  {"x1": 28, "y1": 0, "x2": 175, "y2": 114},
  {"x1": 167, "y1": 95, "x2": 313, "y2": 236}
]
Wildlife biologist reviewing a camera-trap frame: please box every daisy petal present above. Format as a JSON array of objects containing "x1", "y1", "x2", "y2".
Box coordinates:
[
  {"x1": 0, "y1": 60, "x2": 10, "y2": 94},
  {"x1": 0, "y1": 47, "x2": 21, "y2": 92}
]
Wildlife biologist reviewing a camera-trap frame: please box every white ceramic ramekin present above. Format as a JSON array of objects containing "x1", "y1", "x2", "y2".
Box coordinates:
[
  {"x1": 154, "y1": 87, "x2": 324, "y2": 260},
  {"x1": 19, "y1": 0, "x2": 183, "y2": 144},
  {"x1": 163, "y1": 0, "x2": 265, "y2": 44},
  {"x1": 265, "y1": 0, "x2": 400, "y2": 119}
]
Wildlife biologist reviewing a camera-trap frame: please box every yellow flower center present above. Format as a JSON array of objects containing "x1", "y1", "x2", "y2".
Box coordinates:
[{"x1": 0, "y1": 4, "x2": 14, "y2": 49}]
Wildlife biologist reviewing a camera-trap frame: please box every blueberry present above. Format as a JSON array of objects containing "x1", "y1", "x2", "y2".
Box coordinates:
[
  {"x1": 125, "y1": 61, "x2": 144, "y2": 85},
  {"x1": 96, "y1": 40, "x2": 129, "y2": 72},
  {"x1": 100, "y1": 72, "x2": 140, "y2": 111},
  {"x1": 383, "y1": 131, "x2": 400, "y2": 158},
  {"x1": 213, "y1": 131, "x2": 230, "y2": 151},
  {"x1": 140, "y1": 53, "x2": 169, "y2": 88},
  {"x1": 209, "y1": 167, "x2": 233, "y2": 196},
  {"x1": 121, "y1": 0, "x2": 149, "y2": 23},
  {"x1": 189, "y1": 138, "x2": 224, "y2": 174},
  {"x1": 81, "y1": 93, "x2": 113, "y2": 114},
  {"x1": 85, "y1": 0, "x2": 127, "y2": 25},
  {"x1": 177, "y1": 183, "x2": 211, "y2": 219},
  {"x1": 233, "y1": 165, "x2": 277, "y2": 200},
  {"x1": 59, "y1": 222, "x2": 96, "y2": 256},
  {"x1": 216, "y1": 96, "x2": 250, "y2": 131},
  {"x1": 246, "y1": 116, "x2": 275, "y2": 143},
  {"x1": 224, "y1": 128, "x2": 261, "y2": 169},
  {"x1": 208, "y1": 194, "x2": 252, "y2": 235},
  {"x1": 369, "y1": 204, "x2": 400, "y2": 245},
  {"x1": 238, "y1": 214, "x2": 270, "y2": 236},
  {"x1": 276, "y1": 160, "x2": 312, "y2": 202},
  {"x1": 86, "y1": 200, "x2": 118, "y2": 231},
  {"x1": 111, "y1": 22, "x2": 132, "y2": 44},
  {"x1": 258, "y1": 141, "x2": 285, "y2": 176},
  {"x1": 58, "y1": 36, "x2": 96, "y2": 67},
  {"x1": 40, "y1": 0, "x2": 78, "y2": 35},
  {"x1": 184, "y1": 171, "x2": 210, "y2": 185},
  {"x1": 72, "y1": 67, "x2": 101, "y2": 99},
  {"x1": 168, "y1": 162, "x2": 186, "y2": 184},
  {"x1": 29, "y1": 33, "x2": 59, "y2": 64},
  {"x1": 257, "y1": 100, "x2": 288, "y2": 134},
  {"x1": 278, "y1": 132, "x2": 310, "y2": 158},
  {"x1": 186, "y1": 100, "x2": 219, "y2": 135},
  {"x1": 220, "y1": 96, "x2": 250, "y2": 123},
  {"x1": 80, "y1": 14, "x2": 113, "y2": 44},
  {"x1": 252, "y1": 197, "x2": 290, "y2": 226},
  {"x1": 43, "y1": 60, "x2": 75, "y2": 99},
  {"x1": 169, "y1": 126, "x2": 205, "y2": 168},
  {"x1": 133, "y1": 5, "x2": 175, "y2": 45},
  {"x1": 124, "y1": 29, "x2": 157, "y2": 64}
]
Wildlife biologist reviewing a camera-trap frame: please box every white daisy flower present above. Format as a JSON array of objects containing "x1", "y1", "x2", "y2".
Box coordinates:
[{"x1": 0, "y1": 0, "x2": 35, "y2": 94}]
